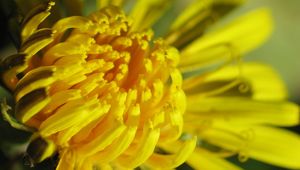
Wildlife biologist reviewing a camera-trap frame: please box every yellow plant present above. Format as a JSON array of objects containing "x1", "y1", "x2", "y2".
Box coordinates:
[{"x1": 0, "y1": 0, "x2": 299, "y2": 169}]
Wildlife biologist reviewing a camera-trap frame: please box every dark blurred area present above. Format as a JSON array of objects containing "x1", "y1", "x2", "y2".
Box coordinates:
[{"x1": 0, "y1": 1, "x2": 14, "y2": 51}]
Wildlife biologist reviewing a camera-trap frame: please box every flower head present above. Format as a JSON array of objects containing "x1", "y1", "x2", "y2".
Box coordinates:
[{"x1": 1, "y1": 0, "x2": 299, "y2": 170}]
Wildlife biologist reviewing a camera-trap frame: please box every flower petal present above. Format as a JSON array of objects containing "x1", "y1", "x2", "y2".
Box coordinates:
[
  {"x1": 117, "y1": 121, "x2": 160, "y2": 168},
  {"x1": 197, "y1": 123, "x2": 300, "y2": 169},
  {"x1": 186, "y1": 97, "x2": 299, "y2": 126},
  {"x1": 160, "y1": 139, "x2": 242, "y2": 170},
  {"x1": 179, "y1": 8, "x2": 272, "y2": 71},
  {"x1": 56, "y1": 102, "x2": 110, "y2": 146},
  {"x1": 184, "y1": 63, "x2": 288, "y2": 101},
  {"x1": 56, "y1": 150, "x2": 76, "y2": 170},
  {"x1": 146, "y1": 137, "x2": 197, "y2": 169},
  {"x1": 21, "y1": 1, "x2": 55, "y2": 41},
  {"x1": 90, "y1": 105, "x2": 140, "y2": 163},
  {"x1": 39, "y1": 98, "x2": 101, "y2": 136},
  {"x1": 129, "y1": 0, "x2": 172, "y2": 31},
  {"x1": 187, "y1": 147, "x2": 243, "y2": 170},
  {"x1": 167, "y1": 0, "x2": 244, "y2": 49},
  {"x1": 76, "y1": 115, "x2": 126, "y2": 157}
]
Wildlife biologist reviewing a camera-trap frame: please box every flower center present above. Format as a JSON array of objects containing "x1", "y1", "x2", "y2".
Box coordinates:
[{"x1": 1, "y1": 5, "x2": 187, "y2": 168}]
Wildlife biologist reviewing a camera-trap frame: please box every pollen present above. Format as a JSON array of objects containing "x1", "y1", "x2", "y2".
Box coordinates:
[{"x1": 0, "y1": 3, "x2": 196, "y2": 169}]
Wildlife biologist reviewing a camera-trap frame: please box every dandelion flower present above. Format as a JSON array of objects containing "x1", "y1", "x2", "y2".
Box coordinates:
[{"x1": 1, "y1": 0, "x2": 299, "y2": 169}]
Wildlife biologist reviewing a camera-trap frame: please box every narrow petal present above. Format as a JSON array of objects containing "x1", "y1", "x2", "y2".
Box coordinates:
[
  {"x1": 16, "y1": 88, "x2": 51, "y2": 123},
  {"x1": 75, "y1": 116, "x2": 126, "y2": 157},
  {"x1": 15, "y1": 66, "x2": 56, "y2": 101},
  {"x1": 129, "y1": 0, "x2": 173, "y2": 31},
  {"x1": 117, "y1": 121, "x2": 160, "y2": 168},
  {"x1": 146, "y1": 137, "x2": 197, "y2": 169},
  {"x1": 90, "y1": 105, "x2": 140, "y2": 163},
  {"x1": 39, "y1": 98, "x2": 100, "y2": 136},
  {"x1": 166, "y1": 0, "x2": 244, "y2": 48},
  {"x1": 56, "y1": 103, "x2": 110, "y2": 146},
  {"x1": 168, "y1": 0, "x2": 213, "y2": 32},
  {"x1": 186, "y1": 97, "x2": 299, "y2": 126},
  {"x1": 56, "y1": 150, "x2": 76, "y2": 170},
  {"x1": 41, "y1": 89, "x2": 82, "y2": 114},
  {"x1": 184, "y1": 63, "x2": 288, "y2": 100},
  {"x1": 21, "y1": 1, "x2": 55, "y2": 41},
  {"x1": 91, "y1": 126, "x2": 137, "y2": 163},
  {"x1": 197, "y1": 123, "x2": 300, "y2": 169},
  {"x1": 179, "y1": 8, "x2": 272, "y2": 70},
  {"x1": 160, "y1": 139, "x2": 242, "y2": 170},
  {"x1": 187, "y1": 147, "x2": 243, "y2": 170},
  {"x1": 93, "y1": 163, "x2": 113, "y2": 170},
  {"x1": 51, "y1": 16, "x2": 96, "y2": 43},
  {"x1": 18, "y1": 29, "x2": 54, "y2": 73}
]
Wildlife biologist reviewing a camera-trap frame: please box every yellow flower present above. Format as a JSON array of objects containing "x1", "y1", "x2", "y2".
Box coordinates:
[{"x1": 0, "y1": 0, "x2": 299, "y2": 169}]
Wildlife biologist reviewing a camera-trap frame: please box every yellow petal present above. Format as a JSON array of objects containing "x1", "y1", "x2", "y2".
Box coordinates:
[
  {"x1": 129, "y1": 0, "x2": 172, "y2": 31},
  {"x1": 15, "y1": 66, "x2": 56, "y2": 101},
  {"x1": 56, "y1": 150, "x2": 75, "y2": 170},
  {"x1": 117, "y1": 121, "x2": 160, "y2": 168},
  {"x1": 179, "y1": 8, "x2": 272, "y2": 70},
  {"x1": 168, "y1": 0, "x2": 213, "y2": 32},
  {"x1": 37, "y1": 137, "x2": 56, "y2": 162},
  {"x1": 56, "y1": 102, "x2": 109, "y2": 146},
  {"x1": 198, "y1": 123, "x2": 300, "y2": 169},
  {"x1": 187, "y1": 147, "x2": 243, "y2": 170},
  {"x1": 91, "y1": 126, "x2": 137, "y2": 163},
  {"x1": 15, "y1": 88, "x2": 51, "y2": 123},
  {"x1": 90, "y1": 105, "x2": 140, "y2": 163},
  {"x1": 41, "y1": 89, "x2": 82, "y2": 114},
  {"x1": 159, "y1": 102, "x2": 184, "y2": 142},
  {"x1": 51, "y1": 16, "x2": 96, "y2": 43},
  {"x1": 186, "y1": 97, "x2": 299, "y2": 126},
  {"x1": 166, "y1": 0, "x2": 244, "y2": 48},
  {"x1": 39, "y1": 98, "x2": 100, "y2": 136},
  {"x1": 75, "y1": 116, "x2": 126, "y2": 157},
  {"x1": 93, "y1": 163, "x2": 113, "y2": 170},
  {"x1": 146, "y1": 137, "x2": 197, "y2": 169},
  {"x1": 184, "y1": 63, "x2": 288, "y2": 101},
  {"x1": 43, "y1": 34, "x2": 93, "y2": 65},
  {"x1": 178, "y1": 44, "x2": 233, "y2": 72},
  {"x1": 21, "y1": 1, "x2": 55, "y2": 41},
  {"x1": 17, "y1": 29, "x2": 54, "y2": 73},
  {"x1": 160, "y1": 138, "x2": 242, "y2": 170},
  {"x1": 20, "y1": 28, "x2": 54, "y2": 65},
  {"x1": 0, "y1": 53, "x2": 27, "y2": 90},
  {"x1": 78, "y1": 158, "x2": 94, "y2": 170}
]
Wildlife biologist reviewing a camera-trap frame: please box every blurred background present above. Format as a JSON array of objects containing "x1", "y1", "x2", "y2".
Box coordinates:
[{"x1": 0, "y1": 0, "x2": 299, "y2": 169}]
